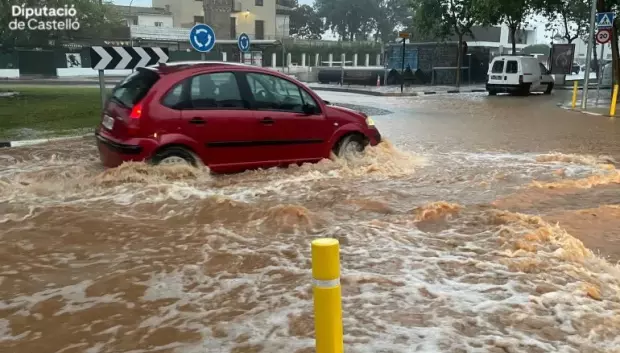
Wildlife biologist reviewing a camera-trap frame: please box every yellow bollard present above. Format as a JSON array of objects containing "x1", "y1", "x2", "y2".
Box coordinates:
[
  {"x1": 312, "y1": 238, "x2": 343, "y2": 353},
  {"x1": 610, "y1": 84, "x2": 619, "y2": 117},
  {"x1": 572, "y1": 80, "x2": 578, "y2": 109}
]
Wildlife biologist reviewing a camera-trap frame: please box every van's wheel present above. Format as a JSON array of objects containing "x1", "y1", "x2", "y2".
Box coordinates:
[
  {"x1": 334, "y1": 134, "x2": 366, "y2": 159},
  {"x1": 544, "y1": 83, "x2": 554, "y2": 94},
  {"x1": 488, "y1": 90, "x2": 497, "y2": 96},
  {"x1": 151, "y1": 146, "x2": 197, "y2": 167}
]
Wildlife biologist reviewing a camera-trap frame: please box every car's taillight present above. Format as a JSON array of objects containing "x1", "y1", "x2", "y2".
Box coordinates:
[
  {"x1": 519, "y1": 75, "x2": 523, "y2": 84},
  {"x1": 129, "y1": 102, "x2": 143, "y2": 119},
  {"x1": 127, "y1": 102, "x2": 143, "y2": 135}
]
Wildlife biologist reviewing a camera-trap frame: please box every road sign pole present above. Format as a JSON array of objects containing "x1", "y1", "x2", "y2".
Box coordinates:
[
  {"x1": 401, "y1": 37, "x2": 405, "y2": 93},
  {"x1": 98, "y1": 70, "x2": 106, "y2": 110},
  {"x1": 596, "y1": 44, "x2": 605, "y2": 104},
  {"x1": 584, "y1": 2, "x2": 601, "y2": 109}
]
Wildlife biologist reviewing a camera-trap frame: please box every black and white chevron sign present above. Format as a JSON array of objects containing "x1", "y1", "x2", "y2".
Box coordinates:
[{"x1": 89, "y1": 46, "x2": 169, "y2": 70}]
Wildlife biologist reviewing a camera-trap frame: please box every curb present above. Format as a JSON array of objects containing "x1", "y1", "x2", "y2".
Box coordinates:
[
  {"x1": 309, "y1": 86, "x2": 487, "y2": 97},
  {"x1": 0, "y1": 134, "x2": 92, "y2": 149},
  {"x1": 557, "y1": 105, "x2": 609, "y2": 117},
  {"x1": 0, "y1": 79, "x2": 122, "y2": 86}
]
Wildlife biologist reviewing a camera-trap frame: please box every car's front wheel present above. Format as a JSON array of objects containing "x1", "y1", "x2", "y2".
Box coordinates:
[
  {"x1": 334, "y1": 134, "x2": 367, "y2": 159},
  {"x1": 151, "y1": 146, "x2": 197, "y2": 167}
]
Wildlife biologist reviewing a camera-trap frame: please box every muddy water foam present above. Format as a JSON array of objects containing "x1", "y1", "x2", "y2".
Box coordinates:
[{"x1": 1, "y1": 135, "x2": 620, "y2": 352}]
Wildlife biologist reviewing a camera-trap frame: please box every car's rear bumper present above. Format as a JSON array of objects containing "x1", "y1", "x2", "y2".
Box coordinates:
[
  {"x1": 95, "y1": 130, "x2": 155, "y2": 168},
  {"x1": 486, "y1": 83, "x2": 524, "y2": 92}
]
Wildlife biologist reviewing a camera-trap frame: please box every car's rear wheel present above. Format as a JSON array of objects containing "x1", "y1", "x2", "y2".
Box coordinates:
[
  {"x1": 151, "y1": 146, "x2": 197, "y2": 167},
  {"x1": 488, "y1": 90, "x2": 497, "y2": 96},
  {"x1": 334, "y1": 134, "x2": 366, "y2": 159}
]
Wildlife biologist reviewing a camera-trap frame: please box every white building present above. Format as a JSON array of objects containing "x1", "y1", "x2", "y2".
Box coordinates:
[{"x1": 112, "y1": 5, "x2": 174, "y2": 28}]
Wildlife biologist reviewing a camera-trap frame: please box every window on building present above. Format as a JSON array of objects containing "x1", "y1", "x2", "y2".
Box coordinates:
[
  {"x1": 194, "y1": 16, "x2": 204, "y2": 24},
  {"x1": 256, "y1": 0, "x2": 264, "y2": 6},
  {"x1": 255, "y1": 20, "x2": 264, "y2": 40},
  {"x1": 230, "y1": 17, "x2": 237, "y2": 38},
  {"x1": 154, "y1": 22, "x2": 163, "y2": 27},
  {"x1": 132, "y1": 18, "x2": 138, "y2": 25}
]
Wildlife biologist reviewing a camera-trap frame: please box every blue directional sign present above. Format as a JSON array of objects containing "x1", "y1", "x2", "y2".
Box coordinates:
[
  {"x1": 596, "y1": 12, "x2": 615, "y2": 29},
  {"x1": 238, "y1": 33, "x2": 251, "y2": 53},
  {"x1": 189, "y1": 23, "x2": 216, "y2": 53}
]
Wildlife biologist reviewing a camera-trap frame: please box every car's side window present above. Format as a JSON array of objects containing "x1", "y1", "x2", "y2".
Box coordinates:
[
  {"x1": 299, "y1": 88, "x2": 320, "y2": 113},
  {"x1": 162, "y1": 83, "x2": 184, "y2": 109},
  {"x1": 539, "y1": 63, "x2": 549, "y2": 75},
  {"x1": 189, "y1": 72, "x2": 245, "y2": 109},
  {"x1": 245, "y1": 73, "x2": 304, "y2": 112}
]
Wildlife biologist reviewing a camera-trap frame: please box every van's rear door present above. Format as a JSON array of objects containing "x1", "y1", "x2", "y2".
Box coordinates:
[{"x1": 488, "y1": 59, "x2": 506, "y2": 85}]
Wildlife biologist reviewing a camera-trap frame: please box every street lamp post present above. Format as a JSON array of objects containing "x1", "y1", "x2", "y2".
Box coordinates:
[
  {"x1": 201, "y1": 0, "x2": 211, "y2": 61},
  {"x1": 129, "y1": 0, "x2": 135, "y2": 47}
]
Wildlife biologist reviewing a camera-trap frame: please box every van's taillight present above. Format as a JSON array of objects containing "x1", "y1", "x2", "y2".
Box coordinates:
[
  {"x1": 127, "y1": 102, "x2": 143, "y2": 135},
  {"x1": 519, "y1": 75, "x2": 523, "y2": 84}
]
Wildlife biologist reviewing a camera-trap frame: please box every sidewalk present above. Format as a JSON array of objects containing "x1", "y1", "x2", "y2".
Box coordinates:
[
  {"x1": 307, "y1": 83, "x2": 487, "y2": 96},
  {"x1": 557, "y1": 100, "x2": 616, "y2": 117}
]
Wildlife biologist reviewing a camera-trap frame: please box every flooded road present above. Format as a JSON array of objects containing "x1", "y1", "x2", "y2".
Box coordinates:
[{"x1": 1, "y1": 91, "x2": 620, "y2": 353}]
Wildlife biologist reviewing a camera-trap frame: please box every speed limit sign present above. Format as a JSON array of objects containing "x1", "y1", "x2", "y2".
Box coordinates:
[{"x1": 597, "y1": 29, "x2": 611, "y2": 44}]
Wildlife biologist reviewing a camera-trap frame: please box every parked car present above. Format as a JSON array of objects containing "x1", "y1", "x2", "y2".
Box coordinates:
[
  {"x1": 486, "y1": 55, "x2": 552, "y2": 95},
  {"x1": 95, "y1": 62, "x2": 382, "y2": 174}
]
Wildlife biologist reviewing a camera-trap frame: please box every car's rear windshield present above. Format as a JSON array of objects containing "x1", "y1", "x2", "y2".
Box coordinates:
[{"x1": 110, "y1": 69, "x2": 160, "y2": 108}]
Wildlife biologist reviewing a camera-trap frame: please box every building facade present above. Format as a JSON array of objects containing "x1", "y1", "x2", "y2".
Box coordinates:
[
  {"x1": 151, "y1": 0, "x2": 292, "y2": 41},
  {"x1": 112, "y1": 5, "x2": 174, "y2": 28}
]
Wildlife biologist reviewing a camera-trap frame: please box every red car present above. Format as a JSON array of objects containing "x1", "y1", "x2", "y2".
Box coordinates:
[{"x1": 95, "y1": 61, "x2": 382, "y2": 174}]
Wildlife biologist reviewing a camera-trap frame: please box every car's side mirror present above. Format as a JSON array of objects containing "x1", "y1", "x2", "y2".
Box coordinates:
[{"x1": 302, "y1": 103, "x2": 317, "y2": 115}]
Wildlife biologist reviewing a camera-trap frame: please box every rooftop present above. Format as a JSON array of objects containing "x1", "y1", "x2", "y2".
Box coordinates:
[{"x1": 110, "y1": 5, "x2": 172, "y2": 16}]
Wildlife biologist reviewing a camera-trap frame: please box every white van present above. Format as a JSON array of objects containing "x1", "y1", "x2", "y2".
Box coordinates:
[{"x1": 487, "y1": 56, "x2": 553, "y2": 95}]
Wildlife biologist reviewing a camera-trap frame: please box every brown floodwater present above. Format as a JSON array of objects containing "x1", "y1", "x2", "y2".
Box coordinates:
[{"x1": 1, "y1": 91, "x2": 620, "y2": 353}]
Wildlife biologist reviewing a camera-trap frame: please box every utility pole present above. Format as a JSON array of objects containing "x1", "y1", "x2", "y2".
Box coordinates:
[
  {"x1": 201, "y1": 0, "x2": 211, "y2": 61},
  {"x1": 581, "y1": 0, "x2": 597, "y2": 109}
]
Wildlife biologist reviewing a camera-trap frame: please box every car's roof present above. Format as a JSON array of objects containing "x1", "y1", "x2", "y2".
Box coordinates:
[{"x1": 144, "y1": 61, "x2": 280, "y2": 76}]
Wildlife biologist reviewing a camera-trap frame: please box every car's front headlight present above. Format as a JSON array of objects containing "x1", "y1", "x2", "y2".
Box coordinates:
[{"x1": 365, "y1": 116, "x2": 375, "y2": 126}]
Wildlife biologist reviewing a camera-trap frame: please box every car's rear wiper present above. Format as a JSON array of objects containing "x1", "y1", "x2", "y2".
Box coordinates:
[{"x1": 108, "y1": 95, "x2": 130, "y2": 109}]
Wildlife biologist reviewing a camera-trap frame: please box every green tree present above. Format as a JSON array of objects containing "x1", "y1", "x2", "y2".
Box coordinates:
[
  {"x1": 491, "y1": 0, "x2": 538, "y2": 54},
  {"x1": 315, "y1": 0, "x2": 377, "y2": 40},
  {"x1": 410, "y1": 0, "x2": 495, "y2": 87},
  {"x1": 290, "y1": 5, "x2": 325, "y2": 39},
  {"x1": 541, "y1": 0, "x2": 590, "y2": 43},
  {"x1": 374, "y1": 0, "x2": 411, "y2": 43},
  {"x1": 277, "y1": 0, "x2": 299, "y2": 8}
]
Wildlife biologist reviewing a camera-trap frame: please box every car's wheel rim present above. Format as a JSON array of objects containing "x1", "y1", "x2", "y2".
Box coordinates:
[
  {"x1": 342, "y1": 140, "x2": 364, "y2": 158},
  {"x1": 159, "y1": 156, "x2": 189, "y2": 165}
]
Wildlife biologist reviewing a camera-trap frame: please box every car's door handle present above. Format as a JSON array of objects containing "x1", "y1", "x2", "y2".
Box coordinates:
[
  {"x1": 189, "y1": 117, "x2": 206, "y2": 125},
  {"x1": 260, "y1": 117, "x2": 274, "y2": 125}
]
